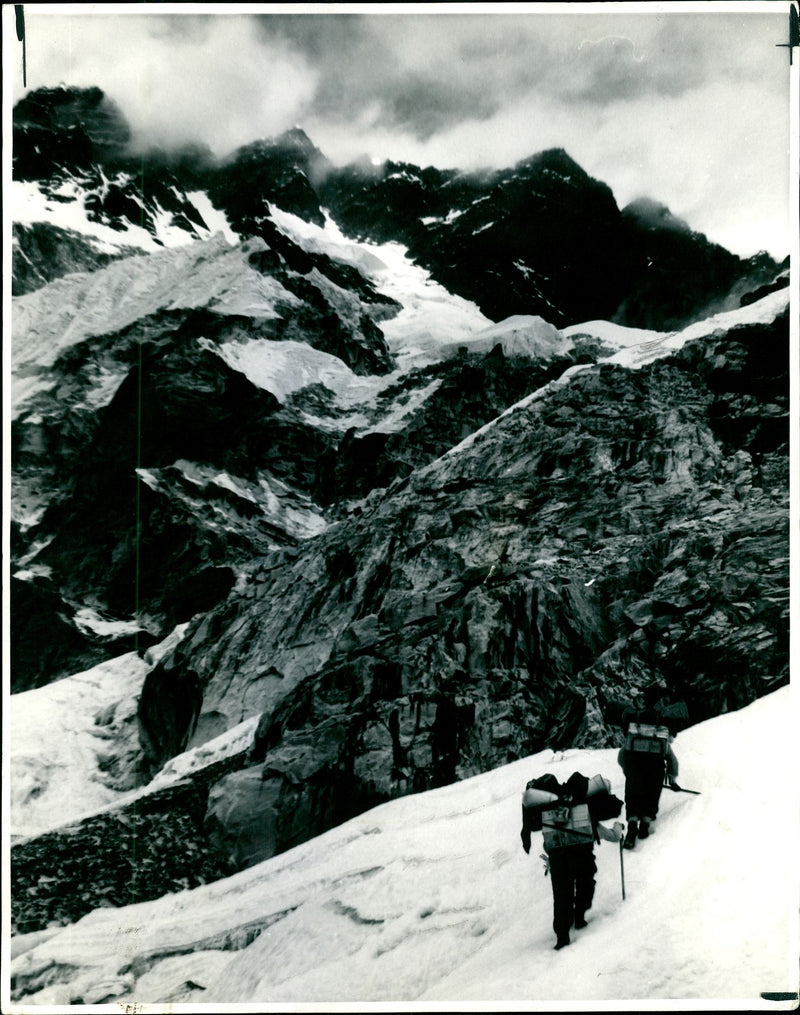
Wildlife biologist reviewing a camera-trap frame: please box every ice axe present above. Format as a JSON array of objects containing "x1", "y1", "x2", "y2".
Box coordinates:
[
  {"x1": 664, "y1": 781, "x2": 701, "y2": 795},
  {"x1": 619, "y1": 835, "x2": 626, "y2": 901}
]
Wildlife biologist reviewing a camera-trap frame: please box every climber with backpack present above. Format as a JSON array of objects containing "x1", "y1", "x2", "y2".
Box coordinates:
[
  {"x1": 520, "y1": 771, "x2": 624, "y2": 951},
  {"x1": 617, "y1": 701, "x2": 680, "y2": 850}
]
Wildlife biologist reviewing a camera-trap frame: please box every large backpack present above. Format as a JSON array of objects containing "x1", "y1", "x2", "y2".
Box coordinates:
[
  {"x1": 586, "y1": 774, "x2": 624, "y2": 821},
  {"x1": 540, "y1": 801, "x2": 594, "y2": 850},
  {"x1": 604, "y1": 695, "x2": 690, "y2": 737},
  {"x1": 522, "y1": 772, "x2": 622, "y2": 848},
  {"x1": 521, "y1": 774, "x2": 561, "y2": 833}
]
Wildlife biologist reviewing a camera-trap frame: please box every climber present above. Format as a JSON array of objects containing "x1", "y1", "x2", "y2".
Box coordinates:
[
  {"x1": 521, "y1": 771, "x2": 624, "y2": 950},
  {"x1": 617, "y1": 714, "x2": 679, "y2": 849}
]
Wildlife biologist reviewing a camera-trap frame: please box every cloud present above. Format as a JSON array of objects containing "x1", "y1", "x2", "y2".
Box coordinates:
[
  {"x1": 9, "y1": 8, "x2": 791, "y2": 259},
  {"x1": 252, "y1": 12, "x2": 787, "y2": 136},
  {"x1": 18, "y1": 13, "x2": 320, "y2": 155}
]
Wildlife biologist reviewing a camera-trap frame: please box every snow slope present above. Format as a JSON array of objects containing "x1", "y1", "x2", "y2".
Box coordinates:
[
  {"x1": 7, "y1": 625, "x2": 192, "y2": 841},
  {"x1": 8, "y1": 652, "x2": 149, "y2": 842},
  {"x1": 442, "y1": 286, "x2": 791, "y2": 463},
  {"x1": 269, "y1": 206, "x2": 493, "y2": 370},
  {"x1": 7, "y1": 686, "x2": 797, "y2": 1009}
]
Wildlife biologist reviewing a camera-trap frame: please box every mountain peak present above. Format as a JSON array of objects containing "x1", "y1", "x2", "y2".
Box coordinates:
[
  {"x1": 622, "y1": 197, "x2": 692, "y2": 235},
  {"x1": 513, "y1": 147, "x2": 587, "y2": 179},
  {"x1": 14, "y1": 85, "x2": 131, "y2": 156},
  {"x1": 275, "y1": 125, "x2": 317, "y2": 151}
]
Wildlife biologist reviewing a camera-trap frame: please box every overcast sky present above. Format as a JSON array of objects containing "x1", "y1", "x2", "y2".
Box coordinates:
[{"x1": 6, "y1": 3, "x2": 793, "y2": 259}]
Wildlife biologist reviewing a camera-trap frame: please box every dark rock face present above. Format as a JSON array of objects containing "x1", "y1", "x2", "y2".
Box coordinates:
[
  {"x1": 10, "y1": 223, "x2": 399, "y2": 684},
  {"x1": 12, "y1": 223, "x2": 127, "y2": 296},
  {"x1": 13, "y1": 85, "x2": 131, "y2": 179},
  {"x1": 208, "y1": 129, "x2": 332, "y2": 233},
  {"x1": 320, "y1": 149, "x2": 636, "y2": 327},
  {"x1": 133, "y1": 308, "x2": 789, "y2": 870},
  {"x1": 9, "y1": 576, "x2": 154, "y2": 693},
  {"x1": 13, "y1": 86, "x2": 215, "y2": 260},
  {"x1": 137, "y1": 660, "x2": 203, "y2": 777},
  {"x1": 738, "y1": 259, "x2": 791, "y2": 307},
  {"x1": 16, "y1": 333, "x2": 282, "y2": 631},
  {"x1": 314, "y1": 349, "x2": 581, "y2": 507},
  {"x1": 612, "y1": 203, "x2": 781, "y2": 330}
]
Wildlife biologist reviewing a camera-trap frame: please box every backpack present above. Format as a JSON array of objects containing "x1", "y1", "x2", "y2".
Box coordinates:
[
  {"x1": 521, "y1": 771, "x2": 622, "y2": 847},
  {"x1": 624, "y1": 718, "x2": 671, "y2": 757},
  {"x1": 521, "y1": 775, "x2": 561, "y2": 833},
  {"x1": 604, "y1": 696, "x2": 690, "y2": 737},
  {"x1": 586, "y1": 774, "x2": 624, "y2": 821},
  {"x1": 540, "y1": 801, "x2": 594, "y2": 850}
]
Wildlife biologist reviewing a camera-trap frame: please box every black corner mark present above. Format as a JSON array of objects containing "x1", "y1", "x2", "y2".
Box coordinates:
[
  {"x1": 760, "y1": 993, "x2": 799, "y2": 1002},
  {"x1": 775, "y1": 2, "x2": 799, "y2": 65},
  {"x1": 15, "y1": 4, "x2": 26, "y2": 86}
]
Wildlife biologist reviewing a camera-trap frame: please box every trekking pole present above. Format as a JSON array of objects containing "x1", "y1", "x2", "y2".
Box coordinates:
[
  {"x1": 664, "y1": 782, "x2": 701, "y2": 795},
  {"x1": 619, "y1": 835, "x2": 626, "y2": 901}
]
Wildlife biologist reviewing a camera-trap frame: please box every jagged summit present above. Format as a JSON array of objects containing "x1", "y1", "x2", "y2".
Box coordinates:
[
  {"x1": 13, "y1": 85, "x2": 130, "y2": 148},
  {"x1": 512, "y1": 146, "x2": 589, "y2": 178},
  {"x1": 13, "y1": 85, "x2": 131, "y2": 180},
  {"x1": 221, "y1": 126, "x2": 327, "y2": 168},
  {"x1": 13, "y1": 84, "x2": 782, "y2": 327}
]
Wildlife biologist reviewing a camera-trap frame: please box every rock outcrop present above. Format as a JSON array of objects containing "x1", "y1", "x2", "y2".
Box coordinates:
[{"x1": 134, "y1": 302, "x2": 789, "y2": 871}]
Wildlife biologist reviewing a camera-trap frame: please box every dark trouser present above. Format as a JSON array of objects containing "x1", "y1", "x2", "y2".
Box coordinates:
[
  {"x1": 548, "y1": 845, "x2": 597, "y2": 940},
  {"x1": 624, "y1": 755, "x2": 666, "y2": 819}
]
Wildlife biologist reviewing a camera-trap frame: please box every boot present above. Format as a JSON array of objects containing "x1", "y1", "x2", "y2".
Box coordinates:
[
  {"x1": 574, "y1": 913, "x2": 588, "y2": 930},
  {"x1": 638, "y1": 817, "x2": 651, "y2": 839},
  {"x1": 624, "y1": 819, "x2": 638, "y2": 850},
  {"x1": 554, "y1": 935, "x2": 571, "y2": 950}
]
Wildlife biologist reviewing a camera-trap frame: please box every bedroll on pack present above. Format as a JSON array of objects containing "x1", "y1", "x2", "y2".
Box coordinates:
[
  {"x1": 587, "y1": 774, "x2": 610, "y2": 798},
  {"x1": 586, "y1": 774, "x2": 623, "y2": 821},
  {"x1": 522, "y1": 786, "x2": 561, "y2": 810},
  {"x1": 521, "y1": 776, "x2": 561, "y2": 832}
]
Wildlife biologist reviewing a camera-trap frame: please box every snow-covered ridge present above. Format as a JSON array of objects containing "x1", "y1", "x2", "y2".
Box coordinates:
[
  {"x1": 444, "y1": 314, "x2": 571, "y2": 359},
  {"x1": 10, "y1": 235, "x2": 293, "y2": 417},
  {"x1": 12, "y1": 177, "x2": 240, "y2": 254},
  {"x1": 439, "y1": 286, "x2": 791, "y2": 464},
  {"x1": 9, "y1": 687, "x2": 797, "y2": 1005}
]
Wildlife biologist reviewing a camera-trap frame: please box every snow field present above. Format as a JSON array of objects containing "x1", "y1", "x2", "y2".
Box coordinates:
[
  {"x1": 268, "y1": 206, "x2": 493, "y2": 370},
  {"x1": 8, "y1": 687, "x2": 797, "y2": 1007}
]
